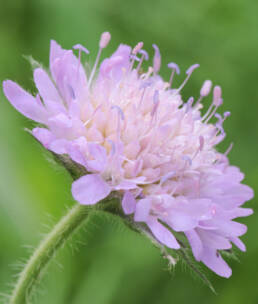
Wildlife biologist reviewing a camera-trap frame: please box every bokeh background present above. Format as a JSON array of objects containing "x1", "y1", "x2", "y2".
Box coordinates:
[{"x1": 0, "y1": 0, "x2": 257, "y2": 303}]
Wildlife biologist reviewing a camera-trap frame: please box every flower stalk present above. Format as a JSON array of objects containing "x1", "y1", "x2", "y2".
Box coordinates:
[{"x1": 9, "y1": 200, "x2": 114, "y2": 304}]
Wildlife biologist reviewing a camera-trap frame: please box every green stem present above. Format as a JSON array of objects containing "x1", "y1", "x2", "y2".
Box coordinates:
[{"x1": 9, "y1": 202, "x2": 110, "y2": 304}]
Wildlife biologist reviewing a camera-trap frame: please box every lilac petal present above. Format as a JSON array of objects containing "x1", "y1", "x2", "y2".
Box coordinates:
[
  {"x1": 49, "y1": 139, "x2": 69, "y2": 154},
  {"x1": 50, "y1": 45, "x2": 88, "y2": 103},
  {"x1": 230, "y1": 236, "x2": 246, "y2": 252},
  {"x1": 67, "y1": 137, "x2": 88, "y2": 167},
  {"x1": 50, "y1": 40, "x2": 67, "y2": 78},
  {"x1": 185, "y1": 230, "x2": 203, "y2": 261},
  {"x1": 72, "y1": 174, "x2": 111, "y2": 205},
  {"x1": 113, "y1": 180, "x2": 138, "y2": 190},
  {"x1": 87, "y1": 143, "x2": 107, "y2": 172},
  {"x1": 147, "y1": 218, "x2": 180, "y2": 249},
  {"x1": 3, "y1": 80, "x2": 47, "y2": 123},
  {"x1": 201, "y1": 247, "x2": 232, "y2": 278},
  {"x1": 32, "y1": 127, "x2": 55, "y2": 148},
  {"x1": 167, "y1": 214, "x2": 198, "y2": 232},
  {"x1": 98, "y1": 44, "x2": 131, "y2": 81},
  {"x1": 198, "y1": 230, "x2": 232, "y2": 250},
  {"x1": 122, "y1": 191, "x2": 136, "y2": 215},
  {"x1": 33, "y1": 68, "x2": 62, "y2": 103},
  {"x1": 134, "y1": 198, "x2": 152, "y2": 222},
  {"x1": 217, "y1": 220, "x2": 247, "y2": 237}
]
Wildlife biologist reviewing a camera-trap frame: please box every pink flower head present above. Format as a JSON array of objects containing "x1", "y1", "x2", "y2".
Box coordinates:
[{"x1": 3, "y1": 33, "x2": 253, "y2": 278}]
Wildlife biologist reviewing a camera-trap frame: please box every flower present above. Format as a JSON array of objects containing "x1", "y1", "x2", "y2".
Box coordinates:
[{"x1": 3, "y1": 32, "x2": 253, "y2": 278}]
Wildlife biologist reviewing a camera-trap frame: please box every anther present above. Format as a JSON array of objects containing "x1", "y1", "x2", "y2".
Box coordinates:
[
  {"x1": 167, "y1": 62, "x2": 180, "y2": 87},
  {"x1": 137, "y1": 49, "x2": 149, "y2": 72},
  {"x1": 132, "y1": 42, "x2": 144, "y2": 55},
  {"x1": 73, "y1": 44, "x2": 90, "y2": 79},
  {"x1": 88, "y1": 32, "x2": 111, "y2": 86},
  {"x1": 177, "y1": 63, "x2": 199, "y2": 92},
  {"x1": 200, "y1": 80, "x2": 212, "y2": 97},
  {"x1": 152, "y1": 44, "x2": 161, "y2": 73},
  {"x1": 99, "y1": 32, "x2": 111, "y2": 49}
]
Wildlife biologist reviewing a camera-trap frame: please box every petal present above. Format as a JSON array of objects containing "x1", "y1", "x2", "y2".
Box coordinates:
[
  {"x1": 32, "y1": 127, "x2": 55, "y2": 148},
  {"x1": 134, "y1": 198, "x2": 152, "y2": 222},
  {"x1": 167, "y1": 214, "x2": 198, "y2": 232},
  {"x1": 98, "y1": 44, "x2": 131, "y2": 81},
  {"x1": 230, "y1": 236, "x2": 246, "y2": 252},
  {"x1": 86, "y1": 143, "x2": 107, "y2": 172},
  {"x1": 147, "y1": 218, "x2": 180, "y2": 249},
  {"x1": 50, "y1": 40, "x2": 67, "y2": 78},
  {"x1": 217, "y1": 220, "x2": 247, "y2": 237},
  {"x1": 49, "y1": 139, "x2": 69, "y2": 154},
  {"x1": 3, "y1": 80, "x2": 47, "y2": 123},
  {"x1": 201, "y1": 247, "x2": 232, "y2": 278},
  {"x1": 122, "y1": 191, "x2": 136, "y2": 215},
  {"x1": 72, "y1": 174, "x2": 111, "y2": 205},
  {"x1": 33, "y1": 68, "x2": 62, "y2": 103},
  {"x1": 198, "y1": 230, "x2": 232, "y2": 250},
  {"x1": 185, "y1": 230, "x2": 203, "y2": 261}
]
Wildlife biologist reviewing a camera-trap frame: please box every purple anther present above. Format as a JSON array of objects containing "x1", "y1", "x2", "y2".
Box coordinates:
[
  {"x1": 130, "y1": 54, "x2": 141, "y2": 62},
  {"x1": 139, "y1": 49, "x2": 149, "y2": 60},
  {"x1": 167, "y1": 62, "x2": 180, "y2": 75},
  {"x1": 73, "y1": 44, "x2": 90, "y2": 54},
  {"x1": 111, "y1": 105, "x2": 125, "y2": 120},
  {"x1": 160, "y1": 171, "x2": 176, "y2": 185},
  {"x1": 223, "y1": 111, "x2": 231, "y2": 118},
  {"x1": 186, "y1": 64, "x2": 200, "y2": 75}
]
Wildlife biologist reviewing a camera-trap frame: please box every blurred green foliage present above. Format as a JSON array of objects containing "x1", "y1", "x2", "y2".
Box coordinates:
[{"x1": 0, "y1": 0, "x2": 257, "y2": 303}]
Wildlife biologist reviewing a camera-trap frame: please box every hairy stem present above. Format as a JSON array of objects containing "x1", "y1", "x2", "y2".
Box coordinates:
[{"x1": 9, "y1": 201, "x2": 113, "y2": 304}]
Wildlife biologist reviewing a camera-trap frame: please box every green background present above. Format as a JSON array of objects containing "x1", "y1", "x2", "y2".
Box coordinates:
[{"x1": 0, "y1": 0, "x2": 257, "y2": 303}]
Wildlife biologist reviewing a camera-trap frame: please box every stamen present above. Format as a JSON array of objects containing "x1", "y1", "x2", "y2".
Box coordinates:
[
  {"x1": 224, "y1": 142, "x2": 234, "y2": 156},
  {"x1": 151, "y1": 90, "x2": 160, "y2": 117},
  {"x1": 177, "y1": 64, "x2": 199, "y2": 92},
  {"x1": 160, "y1": 171, "x2": 176, "y2": 185},
  {"x1": 130, "y1": 54, "x2": 140, "y2": 62},
  {"x1": 73, "y1": 44, "x2": 90, "y2": 54},
  {"x1": 185, "y1": 97, "x2": 194, "y2": 113},
  {"x1": 139, "y1": 49, "x2": 149, "y2": 60},
  {"x1": 195, "y1": 80, "x2": 212, "y2": 108},
  {"x1": 138, "y1": 81, "x2": 151, "y2": 109},
  {"x1": 152, "y1": 44, "x2": 161, "y2": 73},
  {"x1": 132, "y1": 42, "x2": 144, "y2": 55},
  {"x1": 107, "y1": 139, "x2": 116, "y2": 155},
  {"x1": 182, "y1": 155, "x2": 192, "y2": 166},
  {"x1": 99, "y1": 32, "x2": 111, "y2": 49},
  {"x1": 167, "y1": 62, "x2": 180, "y2": 87},
  {"x1": 67, "y1": 84, "x2": 75, "y2": 99},
  {"x1": 203, "y1": 86, "x2": 223, "y2": 123},
  {"x1": 200, "y1": 80, "x2": 212, "y2": 97},
  {"x1": 88, "y1": 32, "x2": 111, "y2": 86},
  {"x1": 73, "y1": 44, "x2": 90, "y2": 79},
  {"x1": 111, "y1": 105, "x2": 125, "y2": 120},
  {"x1": 213, "y1": 85, "x2": 222, "y2": 106},
  {"x1": 192, "y1": 135, "x2": 205, "y2": 160},
  {"x1": 137, "y1": 49, "x2": 149, "y2": 72},
  {"x1": 111, "y1": 105, "x2": 125, "y2": 140}
]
